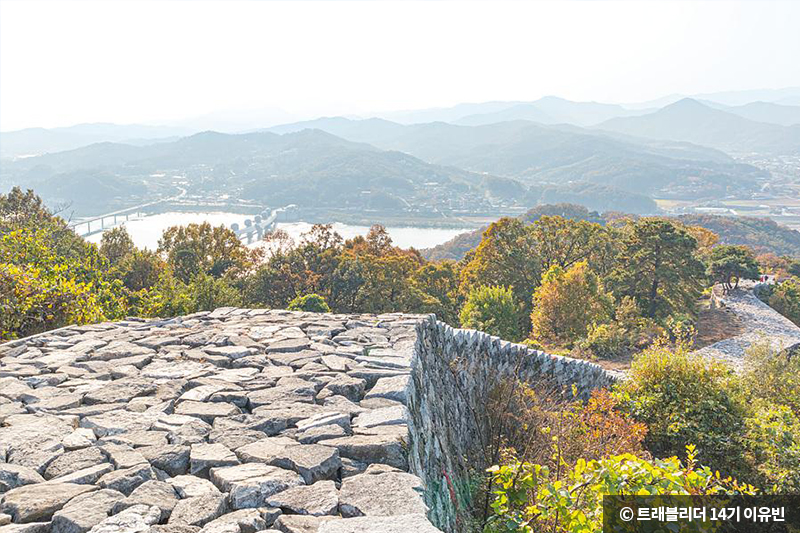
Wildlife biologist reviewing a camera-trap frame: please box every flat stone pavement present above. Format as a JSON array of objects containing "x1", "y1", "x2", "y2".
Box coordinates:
[
  {"x1": 693, "y1": 281, "x2": 800, "y2": 370},
  {"x1": 0, "y1": 308, "x2": 442, "y2": 533}
]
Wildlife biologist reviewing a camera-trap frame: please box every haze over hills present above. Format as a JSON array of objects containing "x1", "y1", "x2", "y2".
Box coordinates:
[
  {"x1": 1, "y1": 106, "x2": 776, "y2": 218},
  {"x1": 597, "y1": 98, "x2": 800, "y2": 154},
  {"x1": 688, "y1": 86, "x2": 800, "y2": 107},
  {"x1": 453, "y1": 96, "x2": 649, "y2": 127},
  {"x1": 265, "y1": 117, "x2": 766, "y2": 199},
  {"x1": 0, "y1": 126, "x2": 669, "y2": 217},
  {"x1": 373, "y1": 88, "x2": 800, "y2": 127},
  {"x1": 3, "y1": 90, "x2": 800, "y2": 160},
  {"x1": 721, "y1": 102, "x2": 800, "y2": 127},
  {"x1": 0, "y1": 123, "x2": 192, "y2": 159}
]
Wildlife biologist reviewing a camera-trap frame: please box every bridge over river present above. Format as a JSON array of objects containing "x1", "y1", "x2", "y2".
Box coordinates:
[
  {"x1": 69, "y1": 191, "x2": 297, "y2": 246},
  {"x1": 229, "y1": 205, "x2": 298, "y2": 244},
  {"x1": 68, "y1": 187, "x2": 188, "y2": 237}
]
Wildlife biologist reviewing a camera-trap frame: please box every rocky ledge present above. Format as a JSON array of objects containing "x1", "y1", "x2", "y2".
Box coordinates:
[{"x1": 0, "y1": 308, "x2": 441, "y2": 533}]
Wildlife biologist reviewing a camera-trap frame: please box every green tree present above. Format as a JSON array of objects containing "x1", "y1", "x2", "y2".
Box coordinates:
[
  {"x1": 530, "y1": 261, "x2": 613, "y2": 348},
  {"x1": 459, "y1": 218, "x2": 540, "y2": 329},
  {"x1": 188, "y1": 273, "x2": 242, "y2": 311},
  {"x1": 530, "y1": 216, "x2": 619, "y2": 275},
  {"x1": 410, "y1": 260, "x2": 461, "y2": 325},
  {"x1": 287, "y1": 293, "x2": 331, "y2": 313},
  {"x1": 158, "y1": 222, "x2": 255, "y2": 283},
  {"x1": 707, "y1": 244, "x2": 760, "y2": 291},
  {"x1": 137, "y1": 272, "x2": 193, "y2": 318},
  {"x1": 100, "y1": 226, "x2": 135, "y2": 266},
  {"x1": 0, "y1": 228, "x2": 110, "y2": 339},
  {"x1": 113, "y1": 249, "x2": 166, "y2": 292},
  {"x1": 459, "y1": 285, "x2": 523, "y2": 341},
  {"x1": 0, "y1": 188, "x2": 129, "y2": 339},
  {"x1": 743, "y1": 401, "x2": 800, "y2": 493},
  {"x1": 245, "y1": 224, "x2": 346, "y2": 310},
  {"x1": 607, "y1": 218, "x2": 704, "y2": 319},
  {"x1": 741, "y1": 341, "x2": 800, "y2": 414}
]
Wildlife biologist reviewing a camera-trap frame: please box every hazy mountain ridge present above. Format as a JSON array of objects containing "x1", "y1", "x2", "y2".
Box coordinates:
[
  {"x1": 1, "y1": 126, "x2": 664, "y2": 217},
  {"x1": 723, "y1": 101, "x2": 800, "y2": 127},
  {"x1": 4, "y1": 90, "x2": 799, "y2": 219},
  {"x1": 453, "y1": 96, "x2": 649, "y2": 127},
  {"x1": 266, "y1": 117, "x2": 765, "y2": 198},
  {"x1": 4, "y1": 89, "x2": 799, "y2": 159},
  {"x1": 597, "y1": 98, "x2": 800, "y2": 154},
  {"x1": 0, "y1": 123, "x2": 193, "y2": 159}
]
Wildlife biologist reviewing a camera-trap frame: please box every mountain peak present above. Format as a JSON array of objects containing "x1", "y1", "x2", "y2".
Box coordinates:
[{"x1": 662, "y1": 97, "x2": 711, "y2": 111}]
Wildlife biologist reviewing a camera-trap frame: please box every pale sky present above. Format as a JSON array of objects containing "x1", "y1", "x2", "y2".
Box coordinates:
[{"x1": 1, "y1": 0, "x2": 799, "y2": 131}]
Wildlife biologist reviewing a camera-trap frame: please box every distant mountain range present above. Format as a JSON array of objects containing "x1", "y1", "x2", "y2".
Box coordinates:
[
  {"x1": 0, "y1": 129, "x2": 523, "y2": 214},
  {"x1": 708, "y1": 101, "x2": 800, "y2": 127},
  {"x1": 452, "y1": 97, "x2": 646, "y2": 127},
  {"x1": 377, "y1": 89, "x2": 800, "y2": 128},
  {"x1": 265, "y1": 117, "x2": 765, "y2": 198},
  {"x1": 597, "y1": 98, "x2": 800, "y2": 154},
  {"x1": 4, "y1": 89, "x2": 800, "y2": 219},
  {"x1": 0, "y1": 123, "x2": 192, "y2": 159},
  {"x1": 3, "y1": 90, "x2": 799, "y2": 159},
  {"x1": 1, "y1": 111, "x2": 771, "y2": 216}
]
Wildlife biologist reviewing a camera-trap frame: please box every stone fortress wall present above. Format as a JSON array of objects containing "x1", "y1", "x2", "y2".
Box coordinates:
[
  {"x1": 406, "y1": 317, "x2": 616, "y2": 532},
  {"x1": 0, "y1": 310, "x2": 616, "y2": 533},
  {"x1": 694, "y1": 281, "x2": 800, "y2": 370}
]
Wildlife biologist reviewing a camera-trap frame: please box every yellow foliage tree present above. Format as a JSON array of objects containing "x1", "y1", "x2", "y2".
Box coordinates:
[{"x1": 530, "y1": 261, "x2": 612, "y2": 348}]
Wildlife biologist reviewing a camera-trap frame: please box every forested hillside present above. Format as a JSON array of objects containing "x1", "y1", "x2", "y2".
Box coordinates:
[
  {"x1": 0, "y1": 130, "x2": 511, "y2": 214},
  {"x1": 677, "y1": 214, "x2": 800, "y2": 256},
  {"x1": 425, "y1": 204, "x2": 800, "y2": 261}
]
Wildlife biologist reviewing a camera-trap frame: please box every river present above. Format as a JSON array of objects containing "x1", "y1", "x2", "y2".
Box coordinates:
[{"x1": 84, "y1": 212, "x2": 472, "y2": 251}]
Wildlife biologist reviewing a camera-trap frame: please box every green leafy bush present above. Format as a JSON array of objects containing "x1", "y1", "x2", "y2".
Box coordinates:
[
  {"x1": 743, "y1": 400, "x2": 800, "y2": 493},
  {"x1": 0, "y1": 228, "x2": 117, "y2": 339},
  {"x1": 287, "y1": 293, "x2": 331, "y2": 313},
  {"x1": 614, "y1": 345, "x2": 748, "y2": 478},
  {"x1": 136, "y1": 273, "x2": 193, "y2": 318},
  {"x1": 459, "y1": 285, "x2": 523, "y2": 341},
  {"x1": 740, "y1": 341, "x2": 800, "y2": 414},
  {"x1": 578, "y1": 322, "x2": 626, "y2": 357},
  {"x1": 189, "y1": 273, "x2": 242, "y2": 312},
  {"x1": 485, "y1": 447, "x2": 753, "y2": 533},
  {"x1": 762, "y1": 277, "x2": 800, "y2": 327}
]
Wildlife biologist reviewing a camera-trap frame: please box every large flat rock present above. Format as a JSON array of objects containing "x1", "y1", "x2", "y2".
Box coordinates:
[{"x1": 0, "y1": 483, "x2": 97, "y2": 523}]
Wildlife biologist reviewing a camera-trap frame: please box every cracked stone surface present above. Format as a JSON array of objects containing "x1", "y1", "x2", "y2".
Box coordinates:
[{"x1": 0, "y1": 310, "x2": 436, "y2": 532}]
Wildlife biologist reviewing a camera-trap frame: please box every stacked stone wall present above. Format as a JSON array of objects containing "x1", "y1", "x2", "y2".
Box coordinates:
[
  {"x1": 405, "y1": 317, "x2": 616, "y2": 532},
  {"x1": 694, "y1": 281, "x2": 800, "y2": 369}
]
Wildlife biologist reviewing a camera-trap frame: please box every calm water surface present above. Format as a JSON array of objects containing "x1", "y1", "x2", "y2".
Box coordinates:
[{"x1": 85, "y1": 212, "x2": 472, "y2": 250}]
